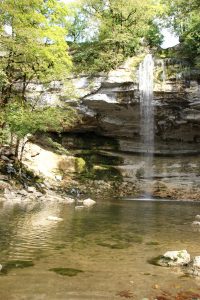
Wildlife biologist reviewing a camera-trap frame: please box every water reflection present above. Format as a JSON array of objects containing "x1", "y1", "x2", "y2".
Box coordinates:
[{"x1": 0, "y1": 199, "x2": 200, "y2": 299}]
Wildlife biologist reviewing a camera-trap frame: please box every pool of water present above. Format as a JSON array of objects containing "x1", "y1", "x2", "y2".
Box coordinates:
[{"x1": 0, "y1": 198, "x2": 200, "y2": 299}]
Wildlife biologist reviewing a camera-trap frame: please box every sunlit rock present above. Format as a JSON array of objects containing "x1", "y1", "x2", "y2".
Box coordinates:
[
  {"x1": 153, "y1": 250, "x2": 190, "y2": 267},
  {"x1": 83, "y1": 198, "x2": 96, "y2": 207},
  {"x1": 192, "y1": 221, "x2": 200, "y2": 226},
  {"x1": 195, "y1": 215, "x2": 200, "y2": 221}
]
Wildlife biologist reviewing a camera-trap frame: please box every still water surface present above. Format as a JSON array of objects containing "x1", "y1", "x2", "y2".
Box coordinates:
[{"x1": 0, "y1": 198, "x2": 200, "y2": 299}]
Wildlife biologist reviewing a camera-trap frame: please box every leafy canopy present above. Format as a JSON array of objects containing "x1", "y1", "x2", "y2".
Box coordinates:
[
  {"x1": 161, "y1": 0, "x2": 200, "y2": 66},
  {"x1": 69, "y1": 0, "x2": 163, "y2": 73},
  {"x1": 3, "y1": 102, "x2": 77, "y2": 140},
  {"x1": 0, "y1": 0, "x2": 72, "y2": 105}
]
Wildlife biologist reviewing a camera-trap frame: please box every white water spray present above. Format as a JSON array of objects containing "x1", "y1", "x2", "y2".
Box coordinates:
[{"x1": 139, "y1": 54, "x2": 154, "y2": 197}]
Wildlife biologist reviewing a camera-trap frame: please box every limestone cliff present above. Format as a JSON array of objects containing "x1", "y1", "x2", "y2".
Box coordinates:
[{"x1": 23, "y1": 56, "x2": 200, "y2": 199}]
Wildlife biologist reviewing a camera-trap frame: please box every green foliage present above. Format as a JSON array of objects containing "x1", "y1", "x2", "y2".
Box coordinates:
[
  {"x1": 70, "y1": 0, "x2": 162, "y2": 73},
  {"x1": 0, "y1": 0, "x2": 72, "y2": 104},
  {"x1": 161, "y1": 0, "x2": 200, "y2": 66},
  {"x1": 75, "y1": 157, "x2": 86, "y2": 173},
  {"x1": 4, "y1": 102, "x2": 77, "y2": 139}
]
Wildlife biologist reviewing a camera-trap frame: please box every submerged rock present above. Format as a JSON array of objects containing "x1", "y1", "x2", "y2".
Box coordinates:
[
  {"x1": 75, "y1": 205, "x2": 85, "y2": 210},
  {"x1": 150, "y1": 250, "x2": 191, "y2": 267},
  {"x1": 0, "y1": 260, "x2": 34, "y2": 275},
  {"x1": 49, "y1": 267, "x2": 83, "y2": 276},
  {"x1": 47, "y1": 216, "x2": 63, "y2": 222},
  {"x1": 83, "y1": 198, "x2": 96, "y2": 207},
  {"x1": 185, "y1": 256, "x2": 200, "y2": 277}
]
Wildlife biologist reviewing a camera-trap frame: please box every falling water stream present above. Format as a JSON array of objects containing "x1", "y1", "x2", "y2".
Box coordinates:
[{"x1": 139, "y1": 54, "x2": 154, "y2": 197}]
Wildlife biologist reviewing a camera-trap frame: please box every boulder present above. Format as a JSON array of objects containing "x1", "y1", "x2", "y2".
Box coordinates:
[
  {"x1": 185, "y1": 256, "x2": 200, "y2": 276},
  {"x1": 83, "y1": 198, "x2": 96, "y2": 207},
  {"x1": 156, "y1": 250, "x2": 190, "y2": 267},
  {"x1": 195, "y1": 215, "x2": 200, "y2": 221},
  {"x1": 192, "y1": 221, "x2": 200, "y2": 226}
]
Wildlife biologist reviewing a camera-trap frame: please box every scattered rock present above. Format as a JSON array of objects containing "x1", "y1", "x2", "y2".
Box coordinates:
[
  {"x1": 195, "y1": 215, "x2": 200, "y2": 221},
  {"x1": 75, "y1": 206, "x2": 85, "y2": 210},
  {"x1": 17, "y1": 189, "x2": 28, "y2": 196},
  {"x1": 34, "y1": 191, "x2": 43, "y2": 198},
  {"x1": 150, "y1": 250, "x2": 191, "y2": 267},
  {"x1": 47, "y1": 216, "x2": 63, "y2": 222},
  {"x1": 0, "y1": 175, "x2": 8, "y2": 181},
  {"x1": 27, "y1": 186, "x2": 36, "y2": 193},
  {"x1": 65, "y1": 197, "x2": 75, "y2": 204},
  {"x1": 192, "y1": 221, "x2": 200, "y2": 226},
  {"x1": 0, "y1": 180, "x2": 10, "y2": 191},
  {"x1": 185, "y1": 256, "x2": 200, "y2": 277},
  {"x1": 83, "y1": 198, "x2": 96, "y2": 207},
  {"x1": 1, "y1": 155, "x2": 10, "y2": 162}
]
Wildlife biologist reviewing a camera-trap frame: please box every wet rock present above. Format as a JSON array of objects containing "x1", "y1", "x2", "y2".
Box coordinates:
[
  {"x1": 83, "y1": 198, "x2": 96, "y2": 207},
  {"x1": 47, "y1": 216, "x2": 63, "y2": 222},
  {"x1": 185, "y1": 256, "x2": 200, "y2": 277},
  {"x1": 192, "y1": 221, "x2": 200, "y2": 226},
  {"x1": 150, "y1": 250, "x2": 191, "y2": 267},
  {"x1": 2, "y1": 260, "x2": 34, "y2": 274}
]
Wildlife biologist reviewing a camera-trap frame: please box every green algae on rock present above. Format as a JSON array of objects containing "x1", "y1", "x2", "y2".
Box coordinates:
[
  {"x1": 0, "y1": 260, "x2": 34, "y2": 275},
  {"x1": 49, "y1": 267, "x2": 84, "y2": 276}
]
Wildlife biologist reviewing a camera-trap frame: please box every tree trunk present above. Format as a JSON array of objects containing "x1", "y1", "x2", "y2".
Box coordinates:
[{"x1": 14, "y1": 137, "x2": 20, "y2": 161}]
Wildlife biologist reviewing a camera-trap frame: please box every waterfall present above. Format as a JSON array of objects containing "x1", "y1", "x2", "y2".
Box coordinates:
[{"x1": 139, "y1": 54, "x2": 154, "y2": 197}]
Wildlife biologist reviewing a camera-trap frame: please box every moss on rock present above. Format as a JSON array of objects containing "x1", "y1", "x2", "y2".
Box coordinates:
[
  {"x1": 75, "y1": 157, "x2": 86, "y2": 173},
  {"x1": 49, "y1": 267, "x2": 84, "y2": 276}
]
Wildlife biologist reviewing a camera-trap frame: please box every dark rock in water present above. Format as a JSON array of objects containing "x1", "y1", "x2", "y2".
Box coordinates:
[
  {"x1": 49, "y1": 267, "x2": 83, "y2": 276},
  {"x1": 0, "y1": 260, "x2": 34, "y2": 275},
  {"x1": 96, "y1": 242, "x2": 130, "y2": 249}
]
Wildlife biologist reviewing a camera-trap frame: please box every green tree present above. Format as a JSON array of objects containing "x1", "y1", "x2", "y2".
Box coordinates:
[
  {"x1": 2, "y1": 101, "x2": 77, "y2": 162},
  {"x1": 0, "y1": 0, "x2": 79, "y2": 163},
  {"x1": 70, "y1": 0, "x2": 163, "y2": 73},
  {"x1": 0, "y1": 0, "x2": 72, "y2": 105},
  {"x1": 161, "y1": 0, "x2": 200, "y2": 66}
]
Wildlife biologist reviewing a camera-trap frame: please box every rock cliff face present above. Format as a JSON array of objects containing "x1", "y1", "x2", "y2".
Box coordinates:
[
  {"x1": 26, "y1": 57, "x2": 200, "y2": 198},
  {"x1": 72, "y1": 58, "x2": 200, "y2": 155}
]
